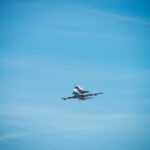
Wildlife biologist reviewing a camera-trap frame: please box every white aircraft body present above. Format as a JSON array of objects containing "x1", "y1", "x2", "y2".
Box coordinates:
[{"x1": 62, "y1": 86, "x2": 103, "y2": 100}]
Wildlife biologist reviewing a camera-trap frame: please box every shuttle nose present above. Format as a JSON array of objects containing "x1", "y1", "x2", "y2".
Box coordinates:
[{"x1": 74, "y1": 85, "x2": 79, "y2": 89}]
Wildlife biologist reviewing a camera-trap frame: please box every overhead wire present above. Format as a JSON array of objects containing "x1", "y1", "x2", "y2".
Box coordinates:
[
  {"x1": 0, "y1": 121, "x2": 109, "y2": 150},
  {"x1": 0, "y1": 113, "x2": 111, "y2": 150}
]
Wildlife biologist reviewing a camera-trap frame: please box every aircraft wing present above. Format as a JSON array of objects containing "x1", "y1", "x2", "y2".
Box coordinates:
[
  {"x1": 62, "y1": 95, "x2": 77, "y2": 100},
  {"x1": 85, "y1": 92, "x2": 104, "y2": 97}
]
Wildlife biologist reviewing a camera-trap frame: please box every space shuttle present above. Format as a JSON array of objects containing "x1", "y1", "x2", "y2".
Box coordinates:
[{"x1": 73, "y1": 85, "x2": 89, "y2": 94}]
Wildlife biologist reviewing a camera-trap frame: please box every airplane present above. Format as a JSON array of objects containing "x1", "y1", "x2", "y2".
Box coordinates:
[{"x1": 62, "y1": 86, "x2": 104, "y2": 100}]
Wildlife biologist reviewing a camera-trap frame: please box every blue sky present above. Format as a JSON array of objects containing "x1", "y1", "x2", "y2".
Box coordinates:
[{"x1": 0, "y1": 0, "x2": 150, "y2": 150}]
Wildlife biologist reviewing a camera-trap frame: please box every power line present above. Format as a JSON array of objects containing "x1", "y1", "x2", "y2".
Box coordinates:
[
  {"x1": 0, "y1": 123, "x2": 57, "y2": 150},
  {"x1": 0, "y1": 113, "x2": 111, "y2": 150},
  {"x1": 0, "y1": 121, "x2": 108, "y2": 150}
]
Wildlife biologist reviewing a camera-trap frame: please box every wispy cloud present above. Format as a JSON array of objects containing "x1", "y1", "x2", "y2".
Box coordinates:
[
  {"x1": 0, "y1": 132, "x2": 31, "y2": 141},
  {"x1": 54, "y1": 4, "x2": 150, "y2": 26},
  {"x1": 1, "y1": 55, "x2": 150, "y2": 81},
  {"x1": 91, "y1": 9, "x2": 150, "y2": 25},
  {"x1": 1, "y1": 104, "x2": 150, "y2": 133},
  {"x1": 1, "y1": 104, "x2": 150, "y2": 120},
  {"x1": 0, "y1": 105, "x2": 50, "y2": 116}
]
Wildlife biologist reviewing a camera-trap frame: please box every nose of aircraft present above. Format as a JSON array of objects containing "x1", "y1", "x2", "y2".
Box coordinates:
[{"x1": 74, "y1": 85, "x2": 79, "y2": 89}]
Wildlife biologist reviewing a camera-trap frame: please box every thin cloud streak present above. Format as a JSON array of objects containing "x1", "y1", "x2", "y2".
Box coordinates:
[
  {"x1": 1, "y1": 104, "x2": 150, "y2": 120},
  {"x1": 1, "y1": 56, "x2": 150, "y2": 81},
  {"x1": 0, "y1": 132, "x2": 31, "y2": 141},
  {"x1": 90, "y1": 9, "x2": 150, "y2": 26}
]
